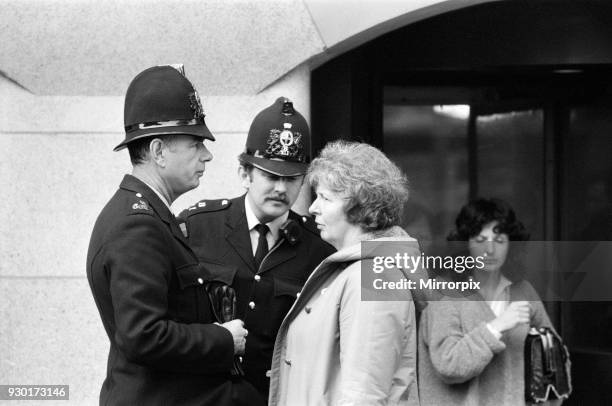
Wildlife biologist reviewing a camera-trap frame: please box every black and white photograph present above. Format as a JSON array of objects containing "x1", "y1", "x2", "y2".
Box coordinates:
[{"x1": 1, "y1": 0, "x2": 611, "y2": 404}]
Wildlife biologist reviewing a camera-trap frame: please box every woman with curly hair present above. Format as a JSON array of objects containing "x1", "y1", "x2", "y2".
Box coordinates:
[
  {"x1": 268, "y1": 140, "x2": 421, "y2": 406},
  {"x1": 418, "y1": 198, "x2": 561, "y2": 405}
]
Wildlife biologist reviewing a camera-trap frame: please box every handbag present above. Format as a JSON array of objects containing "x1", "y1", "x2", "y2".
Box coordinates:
[{"x1": 524, "y1": 326, "x2": 572, "y2": 403}]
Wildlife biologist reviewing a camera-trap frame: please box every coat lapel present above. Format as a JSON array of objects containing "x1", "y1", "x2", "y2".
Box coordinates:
[
  {"x1": 259, "y1": 242, "x2": 297, "y2": 274},
  {"x1": 279, "y1": 244, "x2": 359, "y2": 326},
  {"x1": 281, "y1": 259, "x2": 341, "y2": 326},
  {"x1": 225, "y1": 195, "x2": 257, "y2": 273}
]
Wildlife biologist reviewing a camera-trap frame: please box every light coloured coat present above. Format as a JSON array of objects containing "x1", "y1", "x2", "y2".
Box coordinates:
[{"x1": 269, "y1": 226, "x2": 420, "y2": 406}]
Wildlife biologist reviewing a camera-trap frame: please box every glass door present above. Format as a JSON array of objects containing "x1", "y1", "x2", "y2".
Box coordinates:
[{"x1": 382, "y1": 83, "x2": 612, "y2": 403}]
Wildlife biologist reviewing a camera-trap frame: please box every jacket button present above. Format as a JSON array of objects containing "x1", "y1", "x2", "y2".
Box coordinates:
[
  {"x1": 249, "y1": 301, "x2": 256, "y2": 310},
  {"x1": 197, "y1": 278, "x2": 204, "y2": 284},
  {"x1": 254, "y1": 275, "x2": 261, "y2": 282},
  {"x1": 284, "y1": 359, "x2": 292, "y2": 366},
  {"x1": 305, "y1": 307, "x2": 311, "y2": 314},
  {"x1": 296, "y1": 291, "x2": 301, "y2": 298}
]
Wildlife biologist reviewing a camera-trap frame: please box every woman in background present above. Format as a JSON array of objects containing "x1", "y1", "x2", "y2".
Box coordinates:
[
  {"x1": 269, "y1": 141, "x2": 421, "y2": 406},
  {"x1": 418, "y1": 198, "x2": 561, "y2": 405}
]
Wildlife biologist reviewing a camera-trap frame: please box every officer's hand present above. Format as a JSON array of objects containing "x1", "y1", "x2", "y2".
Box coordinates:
[{"x1": 220, "y1": 319, "x2": 248, "y2": 355}]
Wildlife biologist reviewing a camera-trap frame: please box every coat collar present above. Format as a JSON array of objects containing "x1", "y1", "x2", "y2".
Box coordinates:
[
  {"x1": 223, "y1": 194, "x2": 300, "y2": 273},
  {"x1": 120, "y1": 174, "x2": 173, "y2": 224},
  {"x1": 119, "y1": 174, "x2": 193, "y2": 253},
  {"x1": 324, "y1": 225, "x2": 415, "y2": 264}
]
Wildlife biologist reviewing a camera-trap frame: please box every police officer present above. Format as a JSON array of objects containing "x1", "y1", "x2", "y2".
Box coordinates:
[
  {"x1": 87, "y1": 65, "x2": 261, "y2": 405},
  {"x1": 179, "y1": 97, "x2": 335, "y2": 399}
]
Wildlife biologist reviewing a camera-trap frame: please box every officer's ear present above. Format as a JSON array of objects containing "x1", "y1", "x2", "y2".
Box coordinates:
[
  {"x1": 149, "y1": 138, "x2": 166, "y2": 167},
  {"x1": 238, "y1": 165, "x2": 252, "y2": 189}
]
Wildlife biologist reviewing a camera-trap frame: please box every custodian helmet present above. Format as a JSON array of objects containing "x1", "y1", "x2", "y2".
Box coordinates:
[
  {"x1": 114, "y1": 64, "x2": 214, "y2": 151},
  {"x1": 239, "y1": 97, "x2": 310, "y2": 176}
]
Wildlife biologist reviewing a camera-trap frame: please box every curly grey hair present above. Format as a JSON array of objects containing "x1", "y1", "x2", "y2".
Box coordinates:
[{"x1": 307, "y1": 140, "x2": 409, "y2": 232}]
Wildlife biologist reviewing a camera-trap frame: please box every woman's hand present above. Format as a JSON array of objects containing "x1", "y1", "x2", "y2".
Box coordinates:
[{"x1": 489, "y1": 301, "x2": 530, "y2": 333}]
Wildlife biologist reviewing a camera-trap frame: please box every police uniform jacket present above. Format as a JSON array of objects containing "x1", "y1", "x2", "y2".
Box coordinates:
[
  {"x1": 87, "y1": 175, "x2": 260, "y2": 406},
  {"x1": 179, "y1": 194, "x2": 335, "y2": 397}
]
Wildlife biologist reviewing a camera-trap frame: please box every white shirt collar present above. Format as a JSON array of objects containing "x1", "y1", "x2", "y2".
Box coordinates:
[
  {"x1": 141, "y1": 179, "x2": 171, "y2": 209},
  {"x1": 491, "y1": 275, "x2": 513, "y2": 301},
  {"x1": 487, "y1": 275, "x2": 513, "y2": 317},
  {"x1": 244, "y1": 195, "x2": 289, "y2": 242}
]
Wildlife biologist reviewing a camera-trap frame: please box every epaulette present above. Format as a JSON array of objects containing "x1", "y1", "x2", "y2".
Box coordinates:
[
  {"x1": 128, "y1": 192, "x2": 153, "y2": 216},
  {"x1": 181, "y1": 198, "x2": 232, "y2": 218}
]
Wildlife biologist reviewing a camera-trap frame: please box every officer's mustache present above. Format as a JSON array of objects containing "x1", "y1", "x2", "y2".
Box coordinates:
[{"x1": 266, "y1": 195, "x2": 289, "y2": 204}]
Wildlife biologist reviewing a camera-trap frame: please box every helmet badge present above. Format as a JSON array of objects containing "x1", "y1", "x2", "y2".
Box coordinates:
[
  {"x1": 266, "y1": 122, "x2": 304, "y2": 161},
  {"x1": 279, "y1": 123, "x2": 295, "y2": 156},
  {"x1": 189, "y1": 91, "x2": 205, "y2": 121}
]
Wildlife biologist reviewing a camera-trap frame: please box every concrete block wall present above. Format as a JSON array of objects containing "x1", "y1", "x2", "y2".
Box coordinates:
[{"x1": 0, "y1": 65, "x2": 311, "y2": 404}]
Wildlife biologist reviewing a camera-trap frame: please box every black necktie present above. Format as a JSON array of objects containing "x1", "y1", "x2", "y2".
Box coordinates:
[{"x1": 254, "y1": 223, "x2": 269, "y2": 268}]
